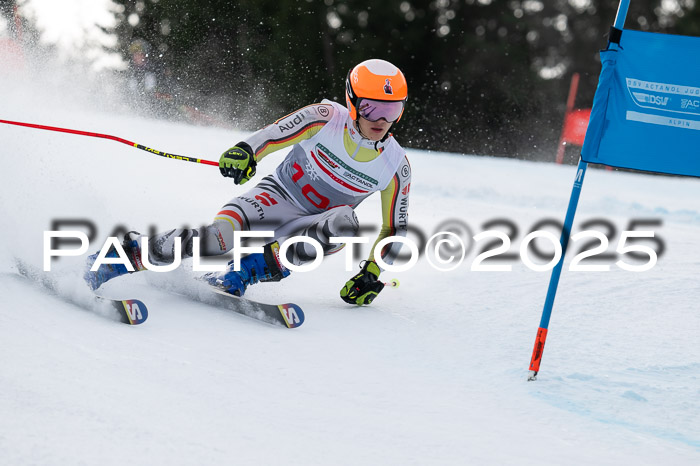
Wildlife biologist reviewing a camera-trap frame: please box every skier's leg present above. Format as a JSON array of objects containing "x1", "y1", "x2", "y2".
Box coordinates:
[
  {"x1": 196, "y1": 178, "x2": 310, "y2": 295},
  {"x1": 84, "y1": 176, "x2": 303, "y2": 289},
  {"x1": 146, "y1": 177, "x2": 304, "y2": 263},
  {"x1": 143, "y1": 218, "x2": 237, "y2": 264},
  {"x1": 210, "y1": 205, "x2": 359, "y2": 296}
]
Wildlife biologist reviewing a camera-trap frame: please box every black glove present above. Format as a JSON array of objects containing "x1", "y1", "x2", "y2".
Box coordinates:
[
  {"x1": 219, "y1": 142, "x2": 257, "y2": 185},
  {"x1": 340, "y1": 261, "x2": 385, "y2": 305}
]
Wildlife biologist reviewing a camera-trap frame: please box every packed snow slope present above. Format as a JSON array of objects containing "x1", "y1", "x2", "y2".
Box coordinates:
[{"x1": 1, "y1": 73, "x2": 699, "y2": 466}]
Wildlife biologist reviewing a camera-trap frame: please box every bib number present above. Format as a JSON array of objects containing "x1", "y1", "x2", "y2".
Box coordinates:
[{"x1": 292, "y1": 162, "x2": 330, "y2": 209}]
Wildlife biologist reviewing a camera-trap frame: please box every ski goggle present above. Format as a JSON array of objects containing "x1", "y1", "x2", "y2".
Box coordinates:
[{"x1": 356, "y1": 98, "x2": 405, "y2": 123}]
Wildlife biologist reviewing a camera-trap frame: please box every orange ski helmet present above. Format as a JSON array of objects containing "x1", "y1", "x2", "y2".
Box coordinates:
[{"x1": 346, "y1": 59, "x2": 408, "y2": 122}]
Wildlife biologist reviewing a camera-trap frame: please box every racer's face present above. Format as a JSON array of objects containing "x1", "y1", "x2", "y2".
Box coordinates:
[{"x1": 357, "y1": 116, "x2": 391, "y2": 141}]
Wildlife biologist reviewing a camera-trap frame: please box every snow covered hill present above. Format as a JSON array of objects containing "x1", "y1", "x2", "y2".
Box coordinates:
[{"x1": 1, "y1": 71, "x2": 699, "y2": 465}]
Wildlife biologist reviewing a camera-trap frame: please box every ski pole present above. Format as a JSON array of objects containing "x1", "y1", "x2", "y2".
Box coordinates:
[
  {"x1": 0, "y1": 119, "x2": 219, "y2": 167},
  {"x1": 383, "y1": 279, "x2": 400, "y2": 288}
]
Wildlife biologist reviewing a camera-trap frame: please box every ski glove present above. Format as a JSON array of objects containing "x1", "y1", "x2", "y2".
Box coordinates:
[
  {"x1": 340, "y1": 260, "x2": 385, "y2": 306},
  {"x1": 219, "y1": 142, "x2": 257, "y2": 185}
]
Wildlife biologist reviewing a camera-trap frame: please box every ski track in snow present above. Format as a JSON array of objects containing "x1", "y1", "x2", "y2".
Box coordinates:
[{"x1": 1, "y1": 73, "x2": 699, "y2": 465}]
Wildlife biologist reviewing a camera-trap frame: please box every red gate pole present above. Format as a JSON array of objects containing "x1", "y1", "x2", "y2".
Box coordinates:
[{"x1": 555, "y1": 72, "x2": 580, "y2": 164}]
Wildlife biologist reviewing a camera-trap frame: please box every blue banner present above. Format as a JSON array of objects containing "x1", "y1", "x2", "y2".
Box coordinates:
[{"x1": 581, "y1": 29, "x2": 700, "y2": 177}]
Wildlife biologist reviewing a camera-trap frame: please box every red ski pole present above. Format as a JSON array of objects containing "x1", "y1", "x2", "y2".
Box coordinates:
[{"x1": 0, "y1": 119, "x2": 219, "y2": 167}]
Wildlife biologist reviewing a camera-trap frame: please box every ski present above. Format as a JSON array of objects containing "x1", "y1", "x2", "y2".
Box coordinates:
[
  {"x1": 108, "y1": 299, "x2": 148, "y2": 325},
  {"x1": 152, "y1": 277, "x2": 304, "y2": 328},
  {"x1": 205, "y1": 285, "x2": 305, "y2": 328},
  {"x1": 14, "y1": 259, "x2": 148, "y2": 325}
]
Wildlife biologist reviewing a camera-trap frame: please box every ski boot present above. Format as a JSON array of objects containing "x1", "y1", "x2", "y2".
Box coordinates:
[
  {"x1": 203, "y1": 241, "x2": 290, "y2": 297},
  {"x1": 84, "y1": 231, "x2": 146, "y2": 290}
]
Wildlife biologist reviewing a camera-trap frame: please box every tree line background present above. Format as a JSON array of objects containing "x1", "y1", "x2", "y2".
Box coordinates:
[{"x1": 4, "y1": 0, "x2": 699, "y2": 161}]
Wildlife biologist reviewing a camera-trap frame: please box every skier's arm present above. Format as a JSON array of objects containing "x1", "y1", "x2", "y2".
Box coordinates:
[
  {"x1": 368, "y1": 156, "x2": 411, "y2": 265},
  {"x1": 220, "y1": 103, "x2": 334, "y2": 184},
  {"x1": 246, "y1": 103, "x2": 335, "y2": 162},
  {"x1": 339, "y1": 156, "x2": 410, "y2": 306}
]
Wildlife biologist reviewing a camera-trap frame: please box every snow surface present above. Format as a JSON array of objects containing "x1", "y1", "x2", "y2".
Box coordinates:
[{"x1": 1, "y1": 68, "x2": 699, "y2": 466}]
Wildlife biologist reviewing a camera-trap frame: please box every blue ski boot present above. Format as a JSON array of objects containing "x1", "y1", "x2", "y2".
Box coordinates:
[
  {"x1": 204, "y1": 241, "x2": 290, "y2": 297},
  {"x1": 84, "y1": 231, "x2": 146, "y2": 290}
]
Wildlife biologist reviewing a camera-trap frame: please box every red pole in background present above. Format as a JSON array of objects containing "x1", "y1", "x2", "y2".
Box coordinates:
[
  {"x1": 555, "y1": 73, "x2": 580, "y2": 164},
  {"x1": 13, "y1": 4, "x2": 23, "y2": 41},
  {"x1": 0, "y1": 3, "x2": 25, "y2": 71},
  {"x1": 565, "y1": 73, "x2": 580, "y2": 113},
  {"x1": 555, "y1": 74, "x2": 610, "y2": 170}
]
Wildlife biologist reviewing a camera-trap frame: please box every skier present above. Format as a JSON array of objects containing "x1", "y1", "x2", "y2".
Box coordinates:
[{"x1": 86, "y1": 58, "x2": 411, "y2": 306}]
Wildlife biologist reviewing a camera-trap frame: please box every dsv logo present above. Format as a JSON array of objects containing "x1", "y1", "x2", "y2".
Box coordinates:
[{"x1": 633, "y1": 92, "x2": 670, "y2": 106}]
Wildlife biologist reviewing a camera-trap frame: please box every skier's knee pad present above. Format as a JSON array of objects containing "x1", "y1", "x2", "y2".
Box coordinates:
[
  {"x1": 326, "y1": 206, "x2": 360, "y2": 238},
  {"x1": 202, "y1": 220, "x2": 235, "y2": 255},
  {"x1": 285, "y1": 206, "x2": 359, "y2": 263},
  {"x1": 323, "y1": 206, "x2": 359, "y2": 255}
]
